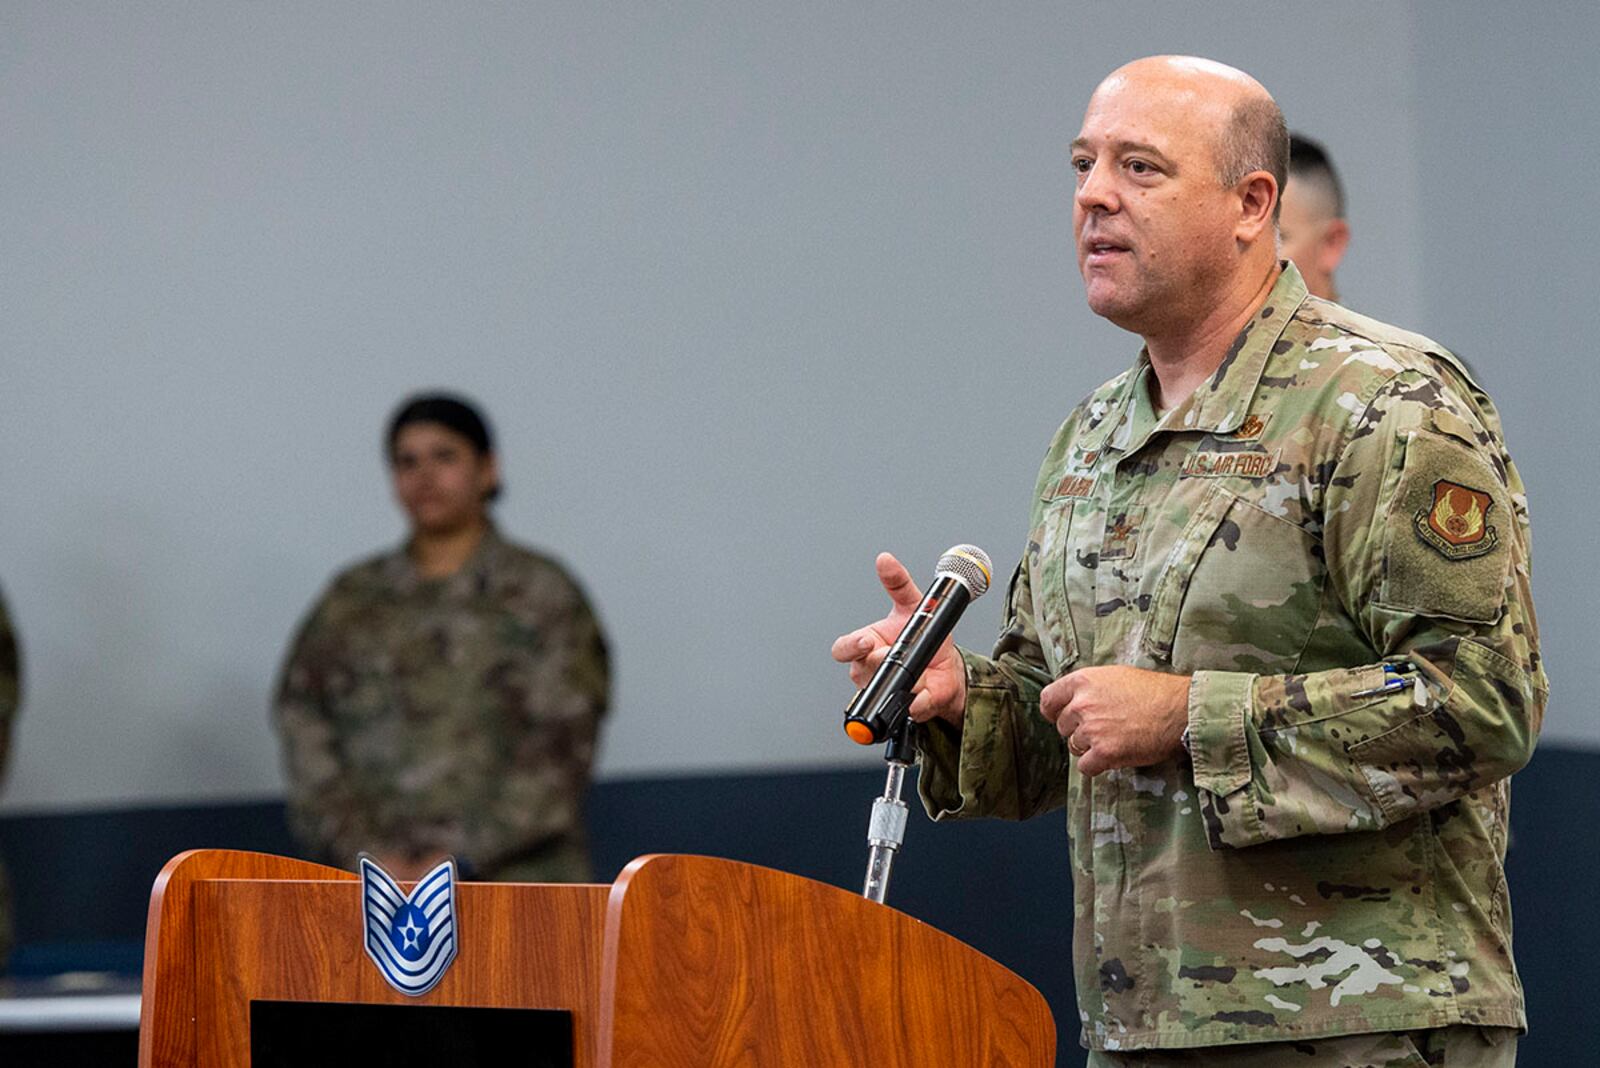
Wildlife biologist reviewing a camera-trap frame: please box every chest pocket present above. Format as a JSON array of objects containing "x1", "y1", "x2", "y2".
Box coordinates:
[
  {"x1": 1141, "y1": 481, "x2": 1326, "y2": 675},
  {"x1": 1032, "y1": 493, "x2": 1082, "y2": 675}
]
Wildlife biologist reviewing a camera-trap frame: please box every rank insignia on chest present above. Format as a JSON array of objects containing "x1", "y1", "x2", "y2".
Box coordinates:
[
  {"x1": 360, "y1": 855, "x2": 460, "y2": 996},
  {"x1": 1225, "y1": 413, "x2": 1271, "y2": 441},
  {"x1": 1100, "y1": 509, "x2": 1145, "y2": 561},
  {"x1": 1415, "y1": 479, "x2": 1499, "y2": 559}
]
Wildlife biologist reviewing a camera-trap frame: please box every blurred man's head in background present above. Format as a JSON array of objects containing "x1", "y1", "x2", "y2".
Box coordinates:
[{"x1": 1280, "y1": 133, "x2": 1349, "y2": 302}]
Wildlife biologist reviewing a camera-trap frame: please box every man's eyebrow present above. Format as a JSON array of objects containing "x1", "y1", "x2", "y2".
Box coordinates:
[{"x1": 1069, "y1": 138, "x2": 1175, "y2": 165}]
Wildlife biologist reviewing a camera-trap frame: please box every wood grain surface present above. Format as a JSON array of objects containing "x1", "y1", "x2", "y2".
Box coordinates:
[
  {"x1": 141, "y1": 850, "x2": 1054, "y2": 1066},
  {"x1": 598, "y1": 854, "x2": 1056, "y2": 1067},
  {"x1": 139, "y1": 850, "x2": 354, "y2": 1068},
  {"x1": 139, "y1": 850, "x2": 607, "y2": 1068}
]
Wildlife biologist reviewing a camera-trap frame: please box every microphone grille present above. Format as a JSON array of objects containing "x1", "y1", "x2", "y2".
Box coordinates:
[{"x1": 936, "y1": 544, "x2": 993, "y2": 598}]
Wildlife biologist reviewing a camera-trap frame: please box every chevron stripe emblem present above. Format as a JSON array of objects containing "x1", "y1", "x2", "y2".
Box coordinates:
[{"x1": 359, "y1": 856, "x2": 460, "y2": 997}]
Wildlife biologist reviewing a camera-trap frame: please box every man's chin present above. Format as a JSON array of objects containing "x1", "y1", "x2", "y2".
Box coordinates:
[{"x1": 1083, "y1": 288, "x2": 1146, "y2": 331}]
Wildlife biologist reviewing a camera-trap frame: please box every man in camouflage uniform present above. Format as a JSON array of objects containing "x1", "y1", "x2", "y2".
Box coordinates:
[
  {"x1": 275, "y1": 395, "x2": 609, "y2": 884},
  {"x1": 835, "y1": 57, "x2": 1541, "y2": 1065},
  {"x1": 0, "y1": 585, "x2": 19, "y2": 969}
]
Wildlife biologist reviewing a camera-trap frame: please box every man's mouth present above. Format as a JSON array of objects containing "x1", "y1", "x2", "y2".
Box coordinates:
[{"x1": 1084, "y1": 239, "x2": 1130, "y2": 262}]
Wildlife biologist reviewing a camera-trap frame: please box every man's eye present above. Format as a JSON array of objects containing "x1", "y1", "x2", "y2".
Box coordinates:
[
  {"x1": 1128, "y1": 160, "x2": 1153, "y2": 175},
  {"x1": 1072, "y1": 157, "x2": 1092, "y2": 175}
]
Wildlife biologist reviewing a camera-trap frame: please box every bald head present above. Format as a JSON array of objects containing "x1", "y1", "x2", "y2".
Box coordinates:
[
  {"x1": 1094, "y1": 57, "x2": 1288, "y2": 219},
  {"x1": 1101, "y1": 54, "x2": 1268, "y2": 96}
]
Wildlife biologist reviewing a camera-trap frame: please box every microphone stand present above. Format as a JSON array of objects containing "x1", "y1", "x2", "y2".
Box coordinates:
[
  {"x1": 846, "y1": 545, "x2": 993, "y2": 905},
  {"x1": 861, "y1": 716, "x2": 918, "y2": 904}
]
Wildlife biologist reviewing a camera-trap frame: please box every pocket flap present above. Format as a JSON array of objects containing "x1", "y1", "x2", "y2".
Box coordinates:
[{"x1": 1142, "y1": 483, "x2": 1235, "y2": 661}]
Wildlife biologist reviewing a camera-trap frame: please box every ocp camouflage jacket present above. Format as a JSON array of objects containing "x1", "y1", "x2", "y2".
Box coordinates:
[
  {"x1": 918, "y1": 264, "x2": 1546, "y2": 1052},
  {"x1": 275, "y1": 526, "x2": 609, "y2": 884}
]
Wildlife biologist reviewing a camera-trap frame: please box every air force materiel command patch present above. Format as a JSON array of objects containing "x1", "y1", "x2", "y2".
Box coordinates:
[
  {"x1": 360, "y1": 856, "x2": 459, "y2": 997},
  {"x1": 1415, "y1": 479, "x2": 1499, "y2": 560}
]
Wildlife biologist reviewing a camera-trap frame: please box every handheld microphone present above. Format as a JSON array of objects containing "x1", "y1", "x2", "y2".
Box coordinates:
[{"x1": 843, "y1": 544, "x2": 993, "y2": 746}]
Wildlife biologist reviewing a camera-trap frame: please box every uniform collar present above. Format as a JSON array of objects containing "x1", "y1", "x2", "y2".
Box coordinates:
[
  {"x1": 384, "y1": 521, "x2": 504, "y2": 595},
  {"x1": 1096, "y1": 262, "x2": 1308, "y2": 456}
]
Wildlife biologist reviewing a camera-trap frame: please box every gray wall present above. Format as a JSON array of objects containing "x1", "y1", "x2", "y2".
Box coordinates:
[
  {"x1": 0, "y1": 3, "x2": 1587, "y2": 812},
  {"x1": 1410, "y1": 1, "x2": 1599, "y2": 758}
]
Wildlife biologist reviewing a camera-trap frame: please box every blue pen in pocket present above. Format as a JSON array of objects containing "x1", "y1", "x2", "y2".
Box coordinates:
[{"x1": 1351, "y1": 661, "x2": 1415, "y2": 700}]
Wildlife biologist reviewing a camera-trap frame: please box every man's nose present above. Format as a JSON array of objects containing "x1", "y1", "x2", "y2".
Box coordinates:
[{"x1": 1075, "y1": 161, "x2": 1117, "y2": 215}]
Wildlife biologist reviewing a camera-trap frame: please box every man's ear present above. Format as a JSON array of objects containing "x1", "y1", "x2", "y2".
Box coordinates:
[
  {"x1": 1235, "y1": 171, "x2": 1278, "y2": 244},
  {"x1": 1319, "y1": 217, "x2": 1351, "y2": 274}
]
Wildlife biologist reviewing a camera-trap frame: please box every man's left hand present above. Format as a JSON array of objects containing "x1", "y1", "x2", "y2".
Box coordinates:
[{"x1": 1039, "y1": 666, "x2": 1191, "y2": 776}]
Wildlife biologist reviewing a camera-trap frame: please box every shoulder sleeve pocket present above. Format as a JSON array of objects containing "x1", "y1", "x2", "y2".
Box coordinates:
[{"x1": 1377, "y1": 429, "x2": 1512, "y2": 624}]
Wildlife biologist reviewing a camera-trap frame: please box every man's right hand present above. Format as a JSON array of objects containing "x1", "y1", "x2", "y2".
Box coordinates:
[{"x1": 830, "y1": 552, "x2": 967, "y2": 728}]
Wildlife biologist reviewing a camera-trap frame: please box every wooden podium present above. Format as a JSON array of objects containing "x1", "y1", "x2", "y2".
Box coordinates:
[{"x1": 139, "y1": 849, "x2": 1055, "y2": 1066}]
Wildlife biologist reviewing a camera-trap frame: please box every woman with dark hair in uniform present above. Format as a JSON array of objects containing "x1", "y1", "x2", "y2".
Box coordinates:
[{"x1": 274, "y1": 393, "x2": 609, "y2": 883}]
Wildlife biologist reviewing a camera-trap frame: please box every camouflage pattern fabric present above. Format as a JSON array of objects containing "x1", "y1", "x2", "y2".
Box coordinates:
[
  {"x1": 275, "y1": 526, "x2": 609, "y2": 883},
  {"x1": 1087, "y1": 1022, "x2": 1515, "y2": 1066},
  {"x1": 0, "y1": 585, "x2": 17, "y2": 968},
  {"x1": 918, "y1": 264, "x2": 1545, "y2": 1051}
]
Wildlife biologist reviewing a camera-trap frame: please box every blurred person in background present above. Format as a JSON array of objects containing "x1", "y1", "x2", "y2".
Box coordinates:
[
  {"x1": 274, "y1": 393, "x2": 609, "y2": 883},
  {"x1": 1279, "y1": 132, "x2": 1349, "y2": 302}
]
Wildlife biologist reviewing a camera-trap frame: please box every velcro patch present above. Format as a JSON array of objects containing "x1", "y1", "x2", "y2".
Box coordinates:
[
  {"x1": 1379, "y1": 430, "x2": 1510, "y2": 623},
  {"x1": 1181, "y1": 449, "x2": 1280, "y2": 479}
]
